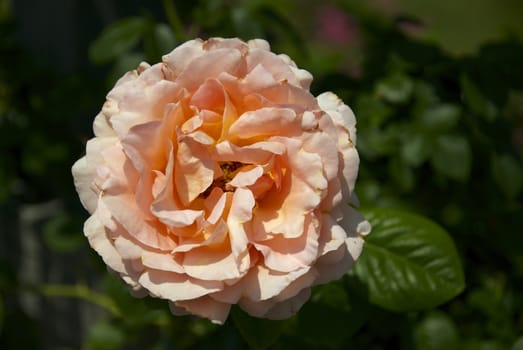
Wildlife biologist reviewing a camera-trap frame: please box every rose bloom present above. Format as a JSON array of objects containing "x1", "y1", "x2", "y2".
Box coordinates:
[{"x1": 72, "y1": 38, "x2": 370, "y2": 324}]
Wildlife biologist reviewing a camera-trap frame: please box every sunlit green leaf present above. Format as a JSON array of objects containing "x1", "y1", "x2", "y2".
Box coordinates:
[
  {"x1": 358, "y1": 127, "x2": 397, "y2": 159},
  {"x1": 376, "y1": 72, "x2": 414, "y2": 104},
  {"x1": 419, "y1": 104, "x2": 461, "y2": 131},
  {"x1": 491, "y1": 153, "x2": 523, "y2": 198},
  {"x1": 400, "y1": 132, "x2": 433, "y2": 167},
  {"x1": 414, "y1": 311, "x2": 461, "y2": 350},
  {"x1": 431, "y1": 135, "x2": 471, "y2": 181},
  {"x1": 354, "y1": 208, "x2": 465, "y2": 312},
  {"x1": 89, "y1": 18, "x2": 145, "y2": 64},
  {"x1": 355, "y1": 94, "x2": 392, "y2": 127}
]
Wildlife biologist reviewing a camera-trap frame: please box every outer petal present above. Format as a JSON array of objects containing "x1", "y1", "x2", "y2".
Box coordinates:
[
  {"x1": 72, "y1": 157, "x2": 98, "y2": 213},
  {"x1": 172, "y1": 296, "x2": 231, "y2": 325},
  {"x1": 84, "y1": 212, "x2": 126, "y2": 274},
  {"x1": 258, "y1": 288, "x2": 311, "y2": 320},
  {"x1": 138, "y1": 269, "x2": 223, "y2": 301},
  {"x1": 254, "y1": 215, "x2": 320, "y2": 273}
]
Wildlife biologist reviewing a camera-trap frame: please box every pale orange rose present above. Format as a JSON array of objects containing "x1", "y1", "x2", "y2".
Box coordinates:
[{"x1": 72, "y1": 38, "x2": 370, "y2": 324}]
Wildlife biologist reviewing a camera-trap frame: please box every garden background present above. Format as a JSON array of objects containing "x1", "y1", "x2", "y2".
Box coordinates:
[{"x1": 1, "y1": 0, "x2": 522, "y2": 349}]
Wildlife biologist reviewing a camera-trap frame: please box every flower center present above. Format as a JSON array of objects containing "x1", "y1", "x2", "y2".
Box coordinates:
[{"x1": 201, "y1": 161, "x2": 244, "y2": 198}]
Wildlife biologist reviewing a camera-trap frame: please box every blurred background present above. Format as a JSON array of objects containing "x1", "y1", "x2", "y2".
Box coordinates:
[{"x1": 1, "y1": 0, "x2": 522, "y2": 349}]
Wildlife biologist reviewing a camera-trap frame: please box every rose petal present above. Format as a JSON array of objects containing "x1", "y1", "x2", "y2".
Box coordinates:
[
  {"x1": 254, "y1": 215, "x2": 320, "y2": 273},
  {"x1": 228, "y1": 107, "x2": 298, "y2": 139},
  {"x1": 138, "y1": 269, "x2": 223, "y2": 301},
  {"x1": 172, "y1": 296, "x2": 231, "y2": 325}
]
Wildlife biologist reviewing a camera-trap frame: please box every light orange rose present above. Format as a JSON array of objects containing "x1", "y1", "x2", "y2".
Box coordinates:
[{"x1": 72, "y1": 38, "x2": 370, "y2": 324}]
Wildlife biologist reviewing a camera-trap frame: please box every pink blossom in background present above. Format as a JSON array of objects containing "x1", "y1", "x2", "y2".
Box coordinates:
[{"x1": 316, "y1": 5, "x2": 359, "y2": 44}]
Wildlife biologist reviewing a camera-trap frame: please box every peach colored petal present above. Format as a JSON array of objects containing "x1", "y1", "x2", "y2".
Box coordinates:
[
  {"x1": 173, "y1": 218, "x2": 228, "y2": 253},
  {"x1": 227, "y1": 188, "x2": 254, "y2": 272},
  {"x1": 173, "y1": 296, "x2": 231, "y2": 325},
  {"x1": 154, "y1": 208, "x2": 204, "y2": 228},
  {"x1": 213, "y1": 140, "x2": 285, "y2": 164},
  {"x1": 245, "y1": 48, "x2": 304, "y2": 88},
  {"x1": 190, "y1": 78, "x2": 226, "y2": 112},
  {"x1": 84, "y1": 212, "x2": 126, "y2": 274},
  {"x1": 247, "y1": 38, "x2": 270, "y2": 50},
  {"x1": 138, "y1": 269, "x2": 223, "y2": 301},
  {"x1": 229, "y1": 166, "x2": 264, "y2": 188},
  {"x1": 103, "y1": 193, "x2": 176, "y2": 250},
  {"x1": 317, "y1": 91, "x2": 357, "y2": 143},
  {"x1": 317, "y1": 213, "x2": 347, "y2": 257},
  {"x1": 254, "y1": 215, "x2": 320, "y2": 273},
  {"x1": 121, "y1": 107, "x2": 178, "y2": 173},
  {"x1": 109, "y1": 76, "x2": 181, "y2": 137},
  {"x1": 72, "y1": 157, "x2": 98, "y2": 213},
  {"x1": 314, "y1": 238, "x2": 361, "y2": 285},
  {"x1": 242, "y1": 265, "x2": 311, "y2": 301},
  {"x1": 183, "y1": 244, "x2": 245, "y2": 280},
  {"x1": 252, "y1": 137, "x2": 325, "y2": 239},
  {"x1": 239, "y1": 270, "x2": 316, "y2": 319},
  {"x1": 175, "y1": 48, "x2": 244, "y2": 92},
  {"x1": 93, "y1": 112, "x2": 115, "y2": 137},
  {"x1": 260, "y1": 288, "x2": 311, "y2": 320},
  {"x1": 174, "y1": 135, "x2": 215, "y2": 205},
  {"x1": 141, "y1": 251, "x2": 184, "y2": 273},
  {"x1": 228, "y1": 107, "x2": 297, "y2": 139},
  {"x1": 204, "y1": 189, "x2": 227, "y2": 224},
  {"x1": 253, "y1": 80, "x2": 317, "y2": 109},
  {"x1": 340, "y1": 205, "x2": 371, "y2": 237},
  {"x1": 302, "y1": 131, "x2": 339, "y2": 181},
  {"x1": 162, "y1": 39, "x2": 205, "y2": 78}
]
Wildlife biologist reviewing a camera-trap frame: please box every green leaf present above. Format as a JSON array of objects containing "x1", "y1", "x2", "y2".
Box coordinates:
[
  {"x1": 376, "y1": 72, "x2": 414, "y2": 104},
  {"x1": 296, "y1": 302, "x2": 352, "y2": 348},
  {"x1": 512, "y1": 336, "x2": 523, "y2": 350},
  {"x1": 354, "y1": 208, "x2": 465, "y2": 312},
  {"x1": 297, "y1": 283, "x2": 369, "y2": 347},
  {"x1": 389, "y1": 156, "x2": 415, "y2": 191},
  {"x1": 89, "y1": 18, "x2": 145, "y2": 64},
  {"x1": 464, "y1": 339, "x2": 506, "y2": 350},
  {"x1": 43, "y1": 213, "x2": 84, "y2": 253},
  {"x1": 400, "y1": 132, "x2": 433, "y2": 167},
  {"x1": 86, "y1": 321, "x2": 125, "y2": 350},
  {"x1": 154, "y1": 23, "x2": 177, "y2": 55},
  {"x1": 419, "y1": 104, "x2": 461, "y2": 131},
  {"x1": 231, "y1": 306, "x2": 290, "y2": 350},
  {"x1": 460, "y1": 75, "x2": 497, "y2": 121},
  {"x1": 414, "y1": 311, "x2": 461, "y2": 350},
  {"x1": 491, "y1": 153, "x2": 523, "y2": 198},
  {"x1": 40, "y1": 284, "x2": 121, "y2": 317},
  {"x1": 431, "y1": 134, "x2": 471, "y2": 181}
]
